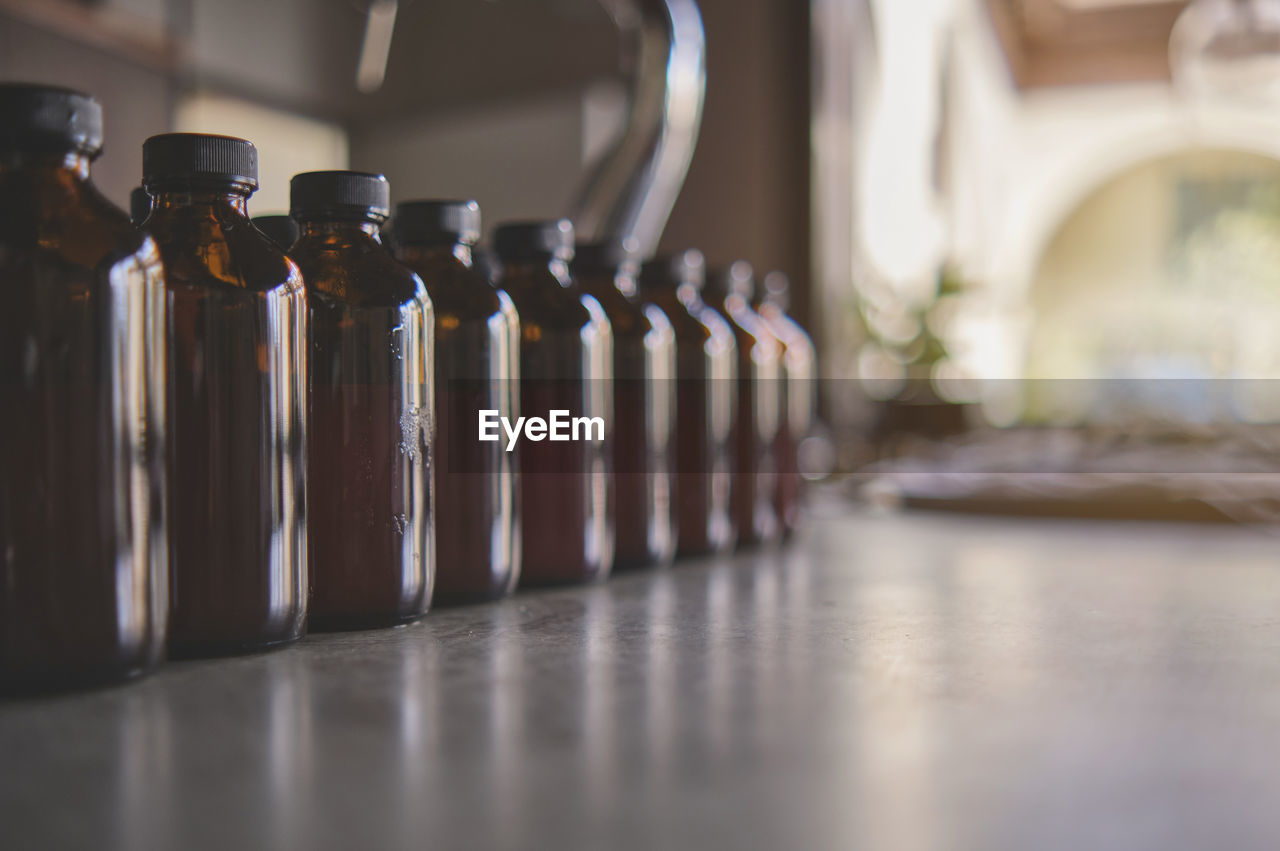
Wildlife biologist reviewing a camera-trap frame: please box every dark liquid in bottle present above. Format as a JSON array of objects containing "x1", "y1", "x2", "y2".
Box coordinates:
[
  {"x1": 573, "y1": 245, "x2": 676, "y2": 570},
  {"x1": 0, "y1": 111, "x2": 168, "y2": 693},
  {"x1": 145, "y1": 134, "x2": 307, "y2": 656},
  {"x1": 705, "y1": 264, "x2": 781, "y2": 548},
  {"x1": 496, "y1": 221, "x2": 613, "y2": 586},
  {"x1": 392, "y1": 201, "x2": 519, "y2": 605},
  {"x1": 291, "y1": 172, "x2": 432, "y2": 629},
  {"x1": 638, "y1": 252, "x2": 736, "y2": 558}
]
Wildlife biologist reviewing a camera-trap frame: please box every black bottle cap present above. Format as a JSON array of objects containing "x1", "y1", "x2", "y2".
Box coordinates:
[
  {"x1": 0, "y1": 83, "x2": 103, "y2": 155},
  {"x1": 704, "y1": 260, "x2": 754, "y2": 300},
  {"x1": 130, "y1": 186, "x2": 151, "y2": 227},
  {"x1": 391, "y1": 199, "x2": 481, "y2": 246},
  {"x1": 761, "y1": 270, "x2": 791, "y2": 310},
  {"x1": 253, "y1": 215, "x2": 300, "y2": 251},
  {"x1": 572, "y1": 238, "x2": 640, "y2": 276},
  {"x1": 493, "y1": 219, "x2": 575, "y2": 264},
  {"x1": 290, "y1": 171, "x2": 389, "y2": 222},
  {"x1": 638, "y1": 249, "x2": 705, "y2": 293},
  {"x1": 143, "y1": 133, "x2": 258, "y2": 190}
]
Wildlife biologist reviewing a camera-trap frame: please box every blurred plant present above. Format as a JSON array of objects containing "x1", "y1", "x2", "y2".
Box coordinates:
[{"x1": 861, "y1": 265, "x2": 977, "y2": 453}]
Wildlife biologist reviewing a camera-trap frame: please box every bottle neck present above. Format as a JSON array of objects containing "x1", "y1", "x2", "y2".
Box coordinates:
[
  {"x1": 395, "y1": 240, "x2": 473, "y2": 267},
  {"x1": 574, "y1": 266, "x2": 628, "y2": 295},
  {"x1": 149, "y1": 185, "x2": 251, "y2": 217},
  {"x1": 502, "y1": 256, "x2": 571, "y2": 288},
  {"x1": 298, "y1": 219, "x2": 383, "y2": 244},
  {"x1": 598, "y1": 269, "x2": 639, "y2": 299},
  {"x1": 701, "y1": 288, "x2": 728, "y2": 308},
  {"x1": 0, "y1": 150, "x2": 92, "y2": 183},
  {"x1": 643, "y1": 283, "x2": 689, "y2": 312}
]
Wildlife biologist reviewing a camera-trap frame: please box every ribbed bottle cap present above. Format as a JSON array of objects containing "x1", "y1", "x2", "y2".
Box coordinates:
[
  {"x1": 143, "y1": 133, "x2": 258, "y2": 190},
  {"x1": 252, "y1": 215, "x2": 300, "y2": 251},
  {"x1": 638, "y1": 249, "x2": 705, "y2": 292},
  {"x1": 0, "y1": 84, "x2": 103, "y2": 155},
  {"x1": 290, "y1": 171, "x2": 389, "y2": 221},
  {"x1": 493, "y1": 219, "x2": 575, "y2": 263},
  {"x1": 704, "y1": 260, "x2": 754, "y2": 300},
  {"x1": 391, "y1": 199, "x2": 481, "y2": 246},
  {"x1": 571, "y1": 238, "x2": 640, "y2": 276},
  {"x1": 130, "y1": 186, "x2": 151, "y2": 227}
]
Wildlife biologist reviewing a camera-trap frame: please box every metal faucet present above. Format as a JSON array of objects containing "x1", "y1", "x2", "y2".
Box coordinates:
[{"x1": 570, "y1": 0, "x2": 706, "y2": 260}]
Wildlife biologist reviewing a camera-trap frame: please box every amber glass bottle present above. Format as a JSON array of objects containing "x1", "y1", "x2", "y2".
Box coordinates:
[
  {"x1": 704, "y1": 262, "x2": 781, "y2": 547},
  {"x1": 143, "y1": 133, "x2": 307, "y2": 656},
  {"x1": 390, "y1": 200, "x2": 520, "y2": 604},
  {"x1": 0, "y1": 84, "x2": 167, "y2": 693},
  {"x1": 572, "y1": 242, "x2": 676, "y2": 570},
  {"x1": 494, "y1": 220, "x2": 614, "y2": 586},
  {"x1": 252, "y1": 214, "x2": 299, "y2": 252},
  {"x1": 755, "y1": 271, "x2": 815, "y2": 535},
  {"x1": 637, "y1": 251, "x2": 736, "y2": 557},
  {"x1": 290, "y1": 172, "x2": 433, "y2": 629}
]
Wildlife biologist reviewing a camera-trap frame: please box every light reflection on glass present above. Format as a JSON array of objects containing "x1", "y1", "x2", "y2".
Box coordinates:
[
  {"x1": 582, "y1": 589, "x2": 618, "y2": 818},
  {"x1": 489, "y1": 606, "x2": 528, "y2": 847},
  {"x1": 644, "y1": 572, "x2": 680, "y2": 788}
]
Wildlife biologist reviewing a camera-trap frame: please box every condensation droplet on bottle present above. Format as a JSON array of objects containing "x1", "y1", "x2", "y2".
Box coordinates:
[{"x1": 399, "y1": 406, "x2": 421, "y2": 460}]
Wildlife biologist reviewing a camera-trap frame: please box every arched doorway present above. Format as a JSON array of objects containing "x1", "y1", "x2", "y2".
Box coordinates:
[{"x1": 1022, "y1": 148, "x2": 1280, "y2": 423}]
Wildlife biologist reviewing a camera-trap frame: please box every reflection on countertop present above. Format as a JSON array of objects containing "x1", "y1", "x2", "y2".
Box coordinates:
[{"x1": 4, "y1": 497, "x2": 1280, "y2": 850}]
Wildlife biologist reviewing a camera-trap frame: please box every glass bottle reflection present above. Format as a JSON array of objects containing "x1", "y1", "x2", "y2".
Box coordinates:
[
  {"x1": 391, "y1": 200, "x2": 520, "y2": 604},
  {"x1": 637, "y1": 251, "x2": 737, "y2": 557},
  {"x1": 289, "y1": 171, "x2": 432, "y2": 630},
  {"x1": 572, "y1": 242, "x2": 677, "y2": 570},
  {"x1": 494, "y1": 220, "x2": 614, "y2": 586},
  {"x1": 704, "y1": 262, "x2": 781, "y2": 547},
  {"x1": 0, "y1": 85, "x2": 167, "y2": 692},
  {"x1": 754, "y1": 271, "x2": 815, "y2": 535},
  {"x1": 143, "y1": 133, "x2": 307, "y2": 656}
]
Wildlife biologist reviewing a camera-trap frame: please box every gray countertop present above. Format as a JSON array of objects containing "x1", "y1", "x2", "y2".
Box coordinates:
[{"x1": 5, "y1": 499, "x2": 1280, "y2": 850}]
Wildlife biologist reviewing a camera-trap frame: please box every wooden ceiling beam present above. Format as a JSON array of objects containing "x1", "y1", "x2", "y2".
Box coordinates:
[{"x1": 984, "y1": 0, "x2": 1189, "y2": 89}]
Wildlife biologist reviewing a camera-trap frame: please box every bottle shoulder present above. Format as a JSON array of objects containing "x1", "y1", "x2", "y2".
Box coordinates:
[
  {"x1": 693, "y1": 300, "x2": 733, "y2": 341},
  {"x1": 0, "y1": 175, "x2": 155, "y2": 275},
  {"x1": 150, "y1": 207, "x2": 302, "y2": 295},
  {"x1": 577, "y1": 276, "x2": 651, "y2": 337},
  {"x1": 504, "y1": 272, "x2": 597, "y2": 332},
  {"x1": 762, "y1": 308, "x2": 815, "y2": 354},
  {"x1": 712, "y1": 297, "x2": 780, "y2": 359},
  {"x1": 639, "y1": 292, "x2": 709, "y2": 341},
  {"x1": 407, "y1": 258, "x2": 505, "y2": 320},
  {"x1": 641, "y1": 303, "x2": 675, "y2": 337},
  {"x1": 292, "y1": 237, "x2": 426, "y2": 308}
]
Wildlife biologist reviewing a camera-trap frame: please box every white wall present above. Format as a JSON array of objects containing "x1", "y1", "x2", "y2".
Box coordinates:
[
  {"x1": 174, "y1": 92, "x2": 349, "y2": 214},
  {"x1": 348, "y1": 91, "x2": 589, "y2": 239}
]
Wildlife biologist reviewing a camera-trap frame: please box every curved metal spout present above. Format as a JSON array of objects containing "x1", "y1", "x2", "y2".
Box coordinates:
[{"x1": 570, "y1": 0, "x2": 706, "y2": 259}]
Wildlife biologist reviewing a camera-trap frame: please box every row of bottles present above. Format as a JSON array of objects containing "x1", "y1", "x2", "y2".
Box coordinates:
[{"x1": 0, "y1": 83, "x2": 814, "y2": 695}]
